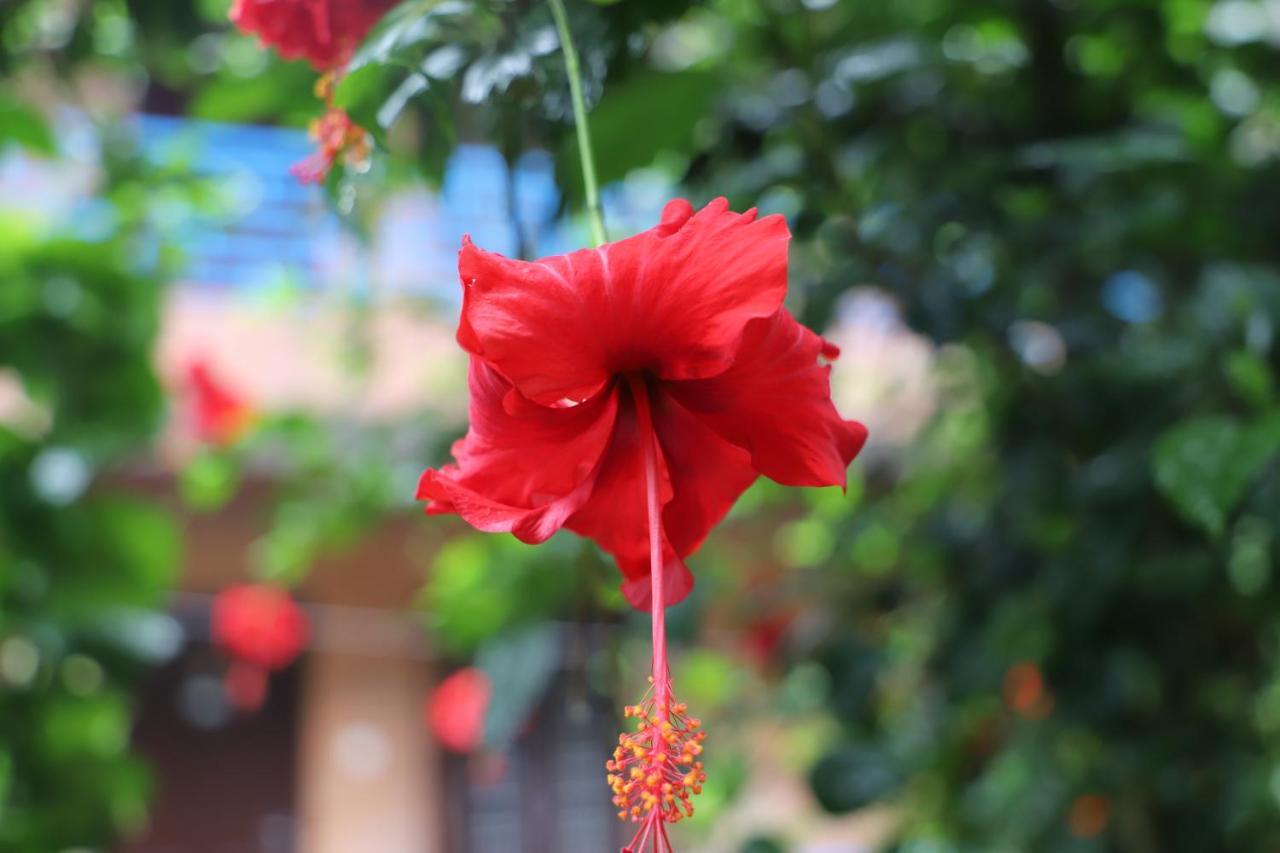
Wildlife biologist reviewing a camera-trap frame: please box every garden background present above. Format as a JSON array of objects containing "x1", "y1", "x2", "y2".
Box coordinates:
[{"x1": 2, "y1": 0, "x2": 1279, "y2": 851}]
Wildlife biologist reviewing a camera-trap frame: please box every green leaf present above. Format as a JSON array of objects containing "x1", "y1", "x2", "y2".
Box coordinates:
[
  {"x1": 0, "y1": 93, "x2": 55, "y2": 156},
  {"x1": 562, "y1": 69, "x2": 720, "y2": 193},
  {"x1": 188, "y1": 61, "x2": 319, "y2": 125},
  {"x1": 178, "y1": 451, "x2": 241, "y2": 511},
  {"x1": 476, "y1": 624, "x2": 560, "y2": 749},
  {"x1": 1223, "y1": 350, "x2": 1274, "y2": 409},
  {"x1": 39, "y1": 693, "x2": 131, "y2": 761},
  {"x1": 80, "y1": 608, "x2": 183, "y2": 664},
  {"x1": 774, "y1": 517, "x2": 836, "y2": 568},
  {"x1": 335, "y1": 1, "x2": 488, "y2": 148},
  {"x1": 421, "y1": 536, "x2": 515, "y2": 651},
  {"x1": 99, "y1": 500, "x2": 181, "y2": 596},
  {"x1": 1153, "y1": 414, "x2": 1280, "y2": 537},
  {"x1": 377, "y1": 71, "x2": 430, "y2": 130},
  {"x1": 46, "y1": 499, "x2": 182, "y2": 616},
  {"x1": 810, "y1": 746, "x2": 902, "y2": 813},
  {"x1": 421, "y1": 534, "x2": 579, "y2": 653},
  {"x1": 346, "y1": 0, "x2": 448, "y2": 73},
  {"x1": 1228, "y1": 516, "x2": 1272, "y2": 596},
  {"x1": 331, "y1": 65, "x2": 396, "y2": 149},
  {"x1": 674, "y1": 648, "x2": 741, "y2": 710},
  {"x1": 740, "y1": 838, "x2": 786, "y2": 853}
]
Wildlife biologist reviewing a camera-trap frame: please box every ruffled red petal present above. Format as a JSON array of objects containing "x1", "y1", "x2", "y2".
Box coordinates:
[
  {"x1": 456, "y1": 198, "x2": 789, "y2": 407},
  {"x1": 417, "y1": 359, "x2": 617, "y2": 543},
  {"x1": 562, "y1": 385, "x2": 757, "y2": 609},
  {"x1": 563, "y1": 392, "x2": 691, "y2": 608},
  {"x1": 667, "y1": 309, "x2": 868, "y2": 488},
  {"x1": 457, "y1": 237, "x2": 613, "y2": 407},
  {"x1": 230, "y1": 0, "x2": 393, "y2": 69},
  {"x1": 423, "y1": 201, "x2": 868, "y2": 613},
  {"x1": 653, "y1": 389, "x2": 758, "y2": 558}
]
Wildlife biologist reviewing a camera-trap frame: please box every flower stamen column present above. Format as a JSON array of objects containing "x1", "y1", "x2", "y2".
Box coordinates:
[
  {"x1": 606, "y1": 376, "x2": 707, "y2": 853},
  {"x1": 636, "y1": 374, "x2": 668, "y2": 713}
]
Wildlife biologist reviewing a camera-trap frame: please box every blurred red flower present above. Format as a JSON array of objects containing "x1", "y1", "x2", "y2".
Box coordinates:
[
  {"x1": 223, "y1": 659, "x2": 270, "y2": 712},
  {"x1": 418, "y1": 198, "x2": 867, "y2": 609},
  {"x1": 426, "y1": 668, "x2": 491, "y2": 753},
  {"x1": 229, "y1": 0, "x2": 395, "y2": 70},
  {"x1": 186, "y1": 360, "x2": 253, "y2": 446},
  {"x1": 211, "y1": 584, "x2": 309, "y2": 671},
  {"x1": 290, "y1": 104, "x2": 370, "y2": 185},
  {"x1": 1069, "y1": 793, "x2": 1111, "y2": 838},
  {"x1": 229, "y1": 0, "x2": 390, "y2": 182},
  {"x1": 1003, "y1": 661, "x2": 1054, "y2": 720},
  {"x1": 742, "y1": 609, "x2": 796, "y2": 667}
]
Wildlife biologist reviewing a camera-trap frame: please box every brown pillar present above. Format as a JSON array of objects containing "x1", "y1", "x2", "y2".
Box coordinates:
[{"x1": 297, "y1": 605, "x2": 444, "y2": 853}]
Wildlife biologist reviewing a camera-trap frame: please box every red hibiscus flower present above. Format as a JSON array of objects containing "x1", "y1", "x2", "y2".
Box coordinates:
[
  {"x1": 418, "y1": 198, "x2": 867, "y2": 609},
  {"x1": 290, "y1": 102, "x2": 371, "y2": 185},
  {"x1": 229, "y1": 0, "x2": 395, "y2": 70},
  {"x1": 230, "y1": 0, "x2": 390, "y2": 183},
  {"x1": 426, "y1": 667, "x2": 492, "y2": 754},
  {"x1": 211, "y1": 583, "x2": 308, "y2": 713},
  {"x1": 185, "y1": 360, "x2": 254, "y2": 446},
  {"x1": 211, "y1": 584, "x2": 309, "y2": 671}
]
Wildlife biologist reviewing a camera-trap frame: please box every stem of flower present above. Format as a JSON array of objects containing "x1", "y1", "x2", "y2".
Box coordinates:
[
  {"x1": 627, "y1": 376, "x2": 668, "y2": 710},
  {"x1": 547, "y1": 0, "x2": 607, "y2": 247}
]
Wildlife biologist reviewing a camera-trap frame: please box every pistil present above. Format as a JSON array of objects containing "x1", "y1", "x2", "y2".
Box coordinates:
[{"x1": 606, "y1": 377, "x2": 707, "y2": 853}]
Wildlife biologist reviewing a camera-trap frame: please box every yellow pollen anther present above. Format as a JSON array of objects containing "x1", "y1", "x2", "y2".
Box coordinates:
[{"x1": 607, "y1": 688, "x2": 708, "y2": 828}]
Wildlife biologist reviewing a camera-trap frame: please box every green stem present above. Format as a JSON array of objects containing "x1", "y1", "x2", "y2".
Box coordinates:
[{"x1": 548, "y1": 0, "x2": 607, "y2": 247}]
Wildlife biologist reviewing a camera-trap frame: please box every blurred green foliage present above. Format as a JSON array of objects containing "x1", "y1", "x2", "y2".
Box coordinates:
[
  {"x1": 648, "y1": 1, "x2": 1280, "y2": 850},
  {"x1": 421, "y1": 533, "x2": 587, "y2": 654},
  {"x1": 5, "y1": 0, "x2": 1280, "y2": 850},
  {"x1": 0, "y1": 176, "x2": 181, "y2": 847},
  {"x1": 346, "y1": 0, "x2": 1280, "y2": 848}
]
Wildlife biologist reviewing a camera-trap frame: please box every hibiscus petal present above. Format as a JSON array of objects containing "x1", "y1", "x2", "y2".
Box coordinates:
[
  {"x1": 617, "y1": 389, "x2": 759, "y2": 610},
  {"x1": 642, "y1": 198, "x2": 790, "y2": 383},
  {"x1": 565, "y1": 385, "x2": 757, "y2": 610},
  {"x1": 565, "y1": 392, "x2": 688, "y2": 606},
  {"x1": 417, "y1": 468, "x2": 596, "y2": 543},
  {"x1": 619, "y1": 552, "x2": 693, "y2": 611},
  {"x1": 418, "y1": 359, "x2": 617, "y2": 543},
  {"x1": 668, "y1": 310, "x2": 868, "y2": 487},
  {"x1": 231, "y1": 0, "x2": 394, "y2": 70},
  {"x1": 456, "y1": 198, "x2": 789, "y2": 406},
  {"x1": 653, "y1": 389, "x2": 758, "y2": 558},
  {"x1": 458, "y1": 238, "x2": 613, "y2": 406}
]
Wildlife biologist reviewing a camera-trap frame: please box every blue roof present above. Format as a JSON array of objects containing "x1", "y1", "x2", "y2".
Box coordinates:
[{"x1": 133, "y1": 114, "x2": 669, "y2": 300}]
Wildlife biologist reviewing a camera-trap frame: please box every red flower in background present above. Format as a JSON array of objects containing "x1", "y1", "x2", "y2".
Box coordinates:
[
  {"x1": 186, "y1": 360, "x2": 254, "y2": 446},
  {"x1": 212, "y1": 584, "x2": 309, "y2": 671},
  {"x1": 426, "y1": 668, "x2": 491, "y2": 754},
  {"x1": 229, "y1": 0, "x2": 395, "y2": 70},
  {"x1": 742, "y1": 609, "x2": 796, "y2": 667},
  {"x1": 290, "y1": 95, "x2": 371, "y2": 185},
  {"x1": 229, "y1": 0, "x2": 392, "y2": 182},
  {"x1": 418, "y1": 198, "x2": 867, "y2": 609}
]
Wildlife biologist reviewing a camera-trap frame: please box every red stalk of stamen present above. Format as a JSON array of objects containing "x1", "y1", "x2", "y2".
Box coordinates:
[
  {"x1": 631, "y1": 375, "x2": 669, "y2": 713},
  {"x1": 606, "y1": 377, "x2": 705, "y2": 853}
]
